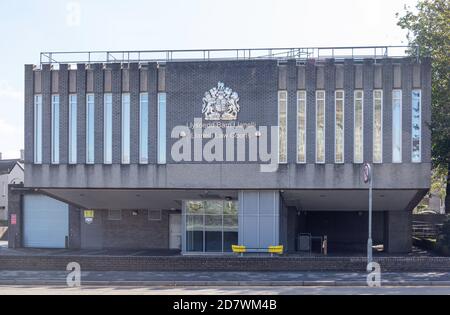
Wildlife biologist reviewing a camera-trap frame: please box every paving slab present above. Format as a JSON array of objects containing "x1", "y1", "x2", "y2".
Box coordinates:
[{"x1": 0, "y1": 270, "x2": 449, "y2": 286}]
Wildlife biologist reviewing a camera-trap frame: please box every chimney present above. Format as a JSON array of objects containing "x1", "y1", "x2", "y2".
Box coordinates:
[{"x1": 20, "y1": 149, "x2": 24, "y2": 161}]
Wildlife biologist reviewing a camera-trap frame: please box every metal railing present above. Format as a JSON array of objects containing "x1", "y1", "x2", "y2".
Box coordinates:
[
  {"x1": 412, "y1": 221, "x2": 443, "y2": 239},
  {"x1": 40, "y1": 45, "x2": 419, "y2": 65}
]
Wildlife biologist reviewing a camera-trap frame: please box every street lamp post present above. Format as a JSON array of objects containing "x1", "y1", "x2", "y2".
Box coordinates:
[{"x1": 362, "y1": 163, "x2": 373, "y2": 264}]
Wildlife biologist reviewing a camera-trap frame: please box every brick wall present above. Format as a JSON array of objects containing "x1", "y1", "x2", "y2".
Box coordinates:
[{"x1": 1, "y1": 255, "x2": 449, "y2": 272}]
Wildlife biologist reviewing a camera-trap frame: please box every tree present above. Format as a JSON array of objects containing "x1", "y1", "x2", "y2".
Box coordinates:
[{"x1": 397, "y1": 0, "x2": 450, "y2": 212}]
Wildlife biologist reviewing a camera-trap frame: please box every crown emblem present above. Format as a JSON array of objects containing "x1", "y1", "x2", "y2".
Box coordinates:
[{"x1": 202, "y1": 82, "x2": 240, "y2": 120}]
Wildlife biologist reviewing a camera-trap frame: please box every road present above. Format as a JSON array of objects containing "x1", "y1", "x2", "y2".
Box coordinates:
[{"x1": 1, "y1": 285, "x2": 450, "y2": 295}]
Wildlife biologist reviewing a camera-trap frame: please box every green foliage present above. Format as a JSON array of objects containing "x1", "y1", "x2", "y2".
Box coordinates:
[
  {"x1": 397, "y1": 0, "x2": 450, "y2": 167},
  {"x1": 397, "y1": 0, "x2": 450, "y2": 212}
]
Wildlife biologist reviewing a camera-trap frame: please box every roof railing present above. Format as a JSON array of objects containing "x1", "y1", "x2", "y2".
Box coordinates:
[{"x1": 40, "y1": 45, "x2": 420, "y2": 65}]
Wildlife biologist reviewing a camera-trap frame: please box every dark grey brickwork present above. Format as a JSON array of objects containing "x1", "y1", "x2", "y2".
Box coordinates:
[
  {"x1": 165, "y1": 60, "x2": 278, "y2": 163},
  {"x1": 80, "y1": 209, "x2": 170, "y2": 249},
  {"x1": 59, "y1": 64, "x2": 69, "y2": 164},
  {"x1": 287, "y1": 60, "x2": 297, "y2": 164},
  {"x1": 382, "y1": 59, "x2": 393, "y2": 163},
  {"x1": 343, "y1": 59, "x2": 354, "y2": 163},
  {"x1": 76, "y1": 64, "x2": 86, "y2": 164},
  {"x1": 402, "y1": 58, "x2": 413, "y2": 163},
  {"x1": 93, "y1": 63, "x2": 104, "y2": 164},
  {"x1": 41, "y1": 64, "x2": 51, "y2": 164},
  {"x1": 7, "y1": 185, "x2": 22, "y2": 248},
  {"x1": 24, "y1": 65, "x2": 34, "y2": 164},
  {"x1": 363, "y1": 59, "x2": 374, "y2": 163},
  {"x1": 305, "y1": 60, "x2": 316, "y2": 163},
  {"x1": 148, "y1": 63, "x2": 158, "y2": 164},
  {"x1": 68, "y1": 205, "x2": 81, "y2": 249},
  {"x1": 111, "y1": 63, "x2": 122, "y2": 164},
  {"x1": 129, "y1": 63, "x2": 140, "y2": 164},
  {"x1": 325, "y1": 59, "x2": 335, "y2": 163},
  {"x1": 1, "y1": 254, "x2": 450, "y2": 272},
  {"x1": 23, "y1": 57, "x2": 431, "y2": 190}
]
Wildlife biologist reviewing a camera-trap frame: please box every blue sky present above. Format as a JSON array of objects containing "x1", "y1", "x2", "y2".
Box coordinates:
[{"x1": 0, "y1": 0, "x2": 417, "y2": 159}]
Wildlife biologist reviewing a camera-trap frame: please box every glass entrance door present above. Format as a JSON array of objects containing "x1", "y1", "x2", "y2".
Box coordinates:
[{"x1": 184, "y1": 200, "x2": 238, "y2": 253}]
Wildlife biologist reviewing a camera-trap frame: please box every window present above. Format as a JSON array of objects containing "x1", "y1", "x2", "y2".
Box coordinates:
[
  {"x1": 103, "y1": 94, "x2": 112, "y2": 164},
  {"x1": 335, "y1": 90, "x2": 344, "y2": 163},
  {"x1": 121, "y1": 94, "x2": 131, "y2": 164},
  {"x1": 68, "y1": 94, "x2": 77, "y2": 164},
  {"x1": 316, "y1": 91, "x2": 325, "y2": 163},
  {"x1": 139, "y1": 93, "x2": 149, "y2": 164},
  {"x1": 185, "y1": 200, "x2": 238, "y2": 253},
  {"x1": 297, "y1": 91, "x2": 306, "y2": 163},
  {"x1": 412, "y1": 90, "x2": 422, "y2": 162},
  {"x1": 148, "y1": 210, "x2": 162, "y2": 221},
  {"x1": 157, "y1": 93, "x2": 167, "y2": 164},
  {"x1": 51, "y1": 95, "x2": 60, "y2": 164},
  {"x1": 86, "y1": 94, "x2": 95, "y2": 164},
  {"x1": 392, "y1": 90, "x2": 402, "y2": 163},
  {"x1": 34, "y1": 95, "x2": 42, "y2": 164},
  {"x1": 278, "y1": 91, "x2": 287, "y2": 163},
  {"x1": 108, "y1": 209, "x2": 122, "y2": 220},
  {"x1": 373, "y1": 90, "x2": 383, "y2": 163},
  {"x1": 354, "y1": 90, "x2": 364, "y2": 163}
]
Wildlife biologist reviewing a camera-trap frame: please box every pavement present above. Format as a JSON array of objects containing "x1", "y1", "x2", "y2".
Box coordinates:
[
  {"x1": 0, "y1": 270, "x2": 449, "y2": 287},
  {"x1": 2, "y1": 285, "x2": 450, "y2": 295}
]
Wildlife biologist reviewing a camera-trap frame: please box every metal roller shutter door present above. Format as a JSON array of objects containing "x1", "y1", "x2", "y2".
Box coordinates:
[{"x1": 23, "y1": 195, "x2": 68, "y2": 248}]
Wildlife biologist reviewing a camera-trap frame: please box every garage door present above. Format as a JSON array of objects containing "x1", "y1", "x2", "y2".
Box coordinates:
[{"x1": 23, "y1": 195, "x2": 69, "y2": 248}]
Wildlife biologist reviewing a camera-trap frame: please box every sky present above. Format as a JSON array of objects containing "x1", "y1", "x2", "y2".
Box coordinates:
[{"x1": 0, "y1": 0, "x2": 418, "y2": 159}]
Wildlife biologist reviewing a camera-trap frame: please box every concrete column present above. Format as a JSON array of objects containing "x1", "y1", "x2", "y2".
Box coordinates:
[
  {"x1": 7, "y1": 185, "x2": 23, "y2": 248},
  {"x1": 384, "y1": 210, "x2": 412, "y2": 253}
]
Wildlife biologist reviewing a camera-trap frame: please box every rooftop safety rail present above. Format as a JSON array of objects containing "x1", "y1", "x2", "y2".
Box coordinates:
[{"x1": 40, "y1": 46, "x2": 420, "y2": 65}]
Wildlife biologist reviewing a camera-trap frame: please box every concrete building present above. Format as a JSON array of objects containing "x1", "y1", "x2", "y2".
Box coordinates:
[
  {"x1": 9, "y1": 47, "x2": 431, "y2": 254},
  {"x1": 0, "y1": 155, "x2": 24, "y2": 221}
]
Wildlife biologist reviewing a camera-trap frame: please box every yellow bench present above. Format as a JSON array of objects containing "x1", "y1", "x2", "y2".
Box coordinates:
[{"x1": 232, "y1": 245, "x2": 284, "y2": 256}]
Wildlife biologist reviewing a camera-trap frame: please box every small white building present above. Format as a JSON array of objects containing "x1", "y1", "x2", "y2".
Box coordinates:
[{"x1": 0, "y1": 156, "x2": 24, "y2": 221}]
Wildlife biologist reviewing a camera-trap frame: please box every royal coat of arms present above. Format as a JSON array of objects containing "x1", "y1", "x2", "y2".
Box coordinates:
[{"x1": 202, "y1": 82, "x2": 240, "y2": 120}]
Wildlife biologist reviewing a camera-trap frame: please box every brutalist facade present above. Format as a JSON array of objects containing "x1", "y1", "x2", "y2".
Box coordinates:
[{"x1": 9, "y1": 48, "x2": 431, "y2": 254}]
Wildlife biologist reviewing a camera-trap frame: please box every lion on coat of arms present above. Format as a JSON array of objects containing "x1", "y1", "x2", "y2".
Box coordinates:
[{"x1": 202, "y1": 82, "x2": 240, "y2": 120}]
